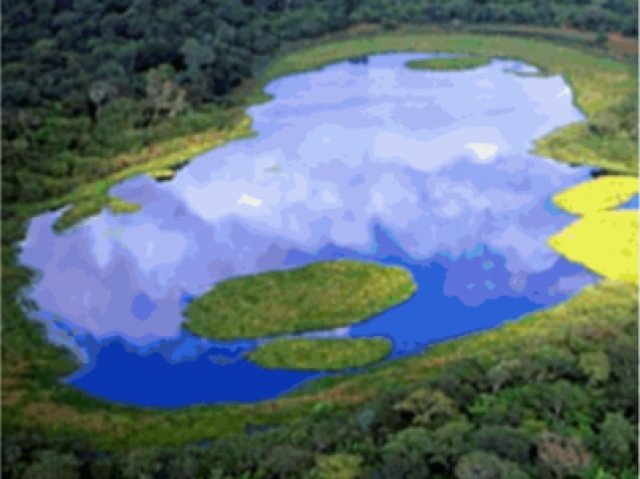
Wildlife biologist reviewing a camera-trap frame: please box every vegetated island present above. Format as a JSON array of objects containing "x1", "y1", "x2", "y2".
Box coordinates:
[
  {"x1": 245, "y1": 337, "x2": 393, "y2": 371},
  {"x1": 182, "y1": 259, "x2": 416, "y2": 341},
  {"x1": 405, "y1": 55, "x2": 491, "y2": 71}
]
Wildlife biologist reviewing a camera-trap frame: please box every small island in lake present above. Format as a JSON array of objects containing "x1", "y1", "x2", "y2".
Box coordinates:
[
  {"x1": 182, "y1": 259, "x2": 417, "y2": 340},
  {"x1": 245, "y1": 337, "x2": 393, "y2": 371}
]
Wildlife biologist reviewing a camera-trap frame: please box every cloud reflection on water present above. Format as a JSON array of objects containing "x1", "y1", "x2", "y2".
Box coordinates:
[{"x1": 18, "y1": 54, "x2": 597, "y2": 387}]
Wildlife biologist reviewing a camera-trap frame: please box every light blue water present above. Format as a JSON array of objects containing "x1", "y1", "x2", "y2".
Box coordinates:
[
  {"x1": 18, "y1": 53, "x2": 602, "y2": 408},
  {"x1": 618, "y1": 194, "x2": 639, "y2": 210}
]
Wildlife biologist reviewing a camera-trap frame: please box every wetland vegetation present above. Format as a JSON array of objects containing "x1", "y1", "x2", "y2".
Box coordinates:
[
  {"x1": 2, "y1": 0, "x2": 639, "y2": 476},
  {"x1": 245, "y1": 337, "x2": 394, "y2": 371},
  {"x1": 405, "y1": 55, "x2": 491, "y2": 71},
  {"x1": 182, "y1": 260, "x2": 416, "y2": 341}
]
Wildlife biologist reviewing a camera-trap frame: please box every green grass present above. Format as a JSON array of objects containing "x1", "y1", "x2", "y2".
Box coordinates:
[
  {"x1": 182, "y1": 260, "x2": 416, "y2": 340},
  {"x1": 245, "y1": 337, "x2": 393, "y2": 370},
  {"x1": 406, "y1": 55, "x2": 491, "y2": 71},
  {"x1": 2, "y1": 26, "x2": 638, "y2": 453}
]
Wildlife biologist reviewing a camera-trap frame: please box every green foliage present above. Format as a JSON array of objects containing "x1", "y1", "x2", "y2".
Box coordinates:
[
  {"x1": 578, "y1": 350, "x2": 611, "y2": 384},
  {"x1": 455, "y1": 450, "x2": 528, "y2": 479},
  {"x1": 469, "y1": 425, "x2": 534, "y2": 464},
  {"x1": 393, "y1": 387, "x2": 460, "y2": 428},
  {"x1": 245, "y1": 337, "x2": 392, "y2": 371},
  {"x1": 598, "y1": 413, "x2": 636, "y2": 467},
  {"x1": 309, "y1": 453, "x2": 363, "y2": 479},
  {"x1": 116, "y1": 447, "x2": 166, "y2": 479},
  {"x1": 21, "y1": 449, "x2": 81, "y2": 479},
  {"x1": 259, "y1": 445, "x2": 316, "y2": 478},
  {"x1": 536, "y1": 431, "x2": 592, "y2": 479}
]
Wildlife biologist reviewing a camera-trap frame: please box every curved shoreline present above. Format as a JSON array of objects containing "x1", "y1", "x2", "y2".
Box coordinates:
[{"x1": 3, "y1": 26, "x2": 638, "y2": 452}]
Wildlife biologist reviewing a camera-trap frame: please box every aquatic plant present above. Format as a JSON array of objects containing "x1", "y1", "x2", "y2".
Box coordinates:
[{"x1": 245, "y1": 337, "x2": 393, "y2": 370}]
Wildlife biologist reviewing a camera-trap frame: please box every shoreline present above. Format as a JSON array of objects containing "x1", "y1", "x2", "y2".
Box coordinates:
[{"x1": 2, "y1": 25, "x2": 638, "y2": 452}]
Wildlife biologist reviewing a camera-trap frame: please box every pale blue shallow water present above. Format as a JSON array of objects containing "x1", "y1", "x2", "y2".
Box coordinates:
[{"x1": 17, "y1": 53, "x2": 604, "y2": 408}]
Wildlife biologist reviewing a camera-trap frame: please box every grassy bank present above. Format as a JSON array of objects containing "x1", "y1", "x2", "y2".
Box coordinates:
[
  {"x1": 406, "y1": 55, "x2": 491, "y2": 71},
  {"x1": 182, "y1": 260, "x2": 416, "y2": 340},
  {"x1": 245, "y1": 337, "x2": 393, "y2": 371},
  {"x1": 2, "y1": 26, "x2": 638, "y2": 455}
]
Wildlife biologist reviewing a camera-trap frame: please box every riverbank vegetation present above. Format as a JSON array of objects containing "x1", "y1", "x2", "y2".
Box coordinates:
[
  {"x1": 183, "y1": 260, "x2": 416, "y2": 340},
  {"x1": 2, "y1": 1, "x2": 639, "y2": 477},
  {"x1": 406, "y1": 54, "x2": 491, "y2": 71},
  {"x1": 245, "y1": 337, "x2": 393, "y2": 370}
]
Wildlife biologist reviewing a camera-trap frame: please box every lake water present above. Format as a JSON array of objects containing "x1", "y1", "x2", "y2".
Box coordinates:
[{"x1": 19, "y1": 53, "x2": 621, "y2": 408}]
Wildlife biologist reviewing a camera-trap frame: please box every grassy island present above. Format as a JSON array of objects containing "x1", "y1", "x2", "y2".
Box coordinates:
[
  {"x1": 245, "y1": 337, "x2": 393, "y2": 371},
  {"x1": 405, "y1": 55, "x2": 491, "y2": 71},
  {"x1": 182, "y1": 260, "x2": 416, "y2": 340}
]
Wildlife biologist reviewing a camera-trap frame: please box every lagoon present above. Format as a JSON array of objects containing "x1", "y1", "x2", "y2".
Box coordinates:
[{"x1": 18, "y1": 52, "x2": 605, "y2": 407}]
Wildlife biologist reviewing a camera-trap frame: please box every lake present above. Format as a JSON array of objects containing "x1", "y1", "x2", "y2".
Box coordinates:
[{"x1": 18, "y1": 52, "x2": 621, "y2": 408}]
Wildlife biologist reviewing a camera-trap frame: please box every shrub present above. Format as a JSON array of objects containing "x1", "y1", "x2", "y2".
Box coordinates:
[
  {"x1": 259, "y1": 445, "x2": 316, "y2": 478},
  {"x1": 21, "y1": 449, "x2": 81, "y2": 479},
  {"x1": 116, "y1": 446, "x2": 166, "y2": 479},
  {"x1": 469, "y1": 425, "x2": 535, "y2": 465},
  {"x1": 393, "y1": 388, "x2": 460, "y2": 428},
  {"x1": 164, "y1": 445, "x2": 208, "y2": 479},
  {"x1": 598, "y1": 413, "x2": 636, "y2": 468},
  {"x1": 455, "y1": 450, "x2": 528, "y2": 479},
  {"x1": 309, "y1": 453, "x2": 363, "y2": 479},
  {"x1": 536, "y1": 431, "x2": 591, "y2": 479}
]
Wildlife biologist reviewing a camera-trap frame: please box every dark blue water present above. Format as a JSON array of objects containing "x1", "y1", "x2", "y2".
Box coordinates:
[{"x1": 65, "y1": 221, "x2": 597, "y2": 408}]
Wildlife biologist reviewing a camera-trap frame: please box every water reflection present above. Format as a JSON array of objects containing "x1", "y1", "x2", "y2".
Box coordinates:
[{"x1": 18, "y1": 53, "x2": 601, "y2": 407}]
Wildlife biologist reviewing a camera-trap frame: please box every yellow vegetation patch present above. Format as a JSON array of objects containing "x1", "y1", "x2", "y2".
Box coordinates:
[
  {"x1": 552, "y1": 176, "x2": 639, "y2": 215},
  {"x1": 548, "y1": 210, "x2": 638, "y2": 284}
]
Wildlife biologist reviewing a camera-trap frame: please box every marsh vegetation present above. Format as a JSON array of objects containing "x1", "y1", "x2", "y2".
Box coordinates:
[
  {"x1": 245, "y1": 337, "x2": 394, "y2": 371},
  {"x1": 183, "y1": 260, "x2": 416, "y2": 341}
]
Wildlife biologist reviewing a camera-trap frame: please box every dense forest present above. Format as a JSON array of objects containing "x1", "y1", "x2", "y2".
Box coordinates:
[
  {"x1": 2, "y1": 0, "x2": 638, "y2": 211},
  {"x1": 2, "y1": 0, "x2": 639, "y2": 478}
]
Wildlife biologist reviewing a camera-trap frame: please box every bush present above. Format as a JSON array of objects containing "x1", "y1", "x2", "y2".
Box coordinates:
[
  {"x1": 455, "y1": 450, "x2": 528, "y2": 479},
  {"x1": 598, "y1": 413, "x2": 636, "y2": 468},
  {"x1": 21, "y1": 449, "x2": 81, "y2": 479},
  {"x1": 469, "y1": 425, "x2": 535, "y2": 465},
  {"x1": 259, "y1": 445, "x2": 316, "y2": 478},
  {"x1": 116, "y1": 446, "x2": 166, "y2": 479}
]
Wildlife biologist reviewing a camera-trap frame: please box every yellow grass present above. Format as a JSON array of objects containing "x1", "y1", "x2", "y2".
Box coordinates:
[
  {"x1": 552, "y1": 176, "x2": 638, "y2": 215},
  {"x1": 548, "y1": 211, "x2": 638, "y2": 284}
]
